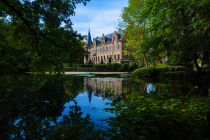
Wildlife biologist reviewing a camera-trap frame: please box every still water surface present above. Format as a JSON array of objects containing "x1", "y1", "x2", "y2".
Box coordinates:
[{"x1": 0, "y1": 74, "x2": 210, "y2": 139}]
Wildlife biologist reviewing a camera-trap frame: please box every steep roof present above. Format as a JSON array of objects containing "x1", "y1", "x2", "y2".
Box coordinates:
[
  {"x1": 95, "y1": 37, "x2": 101, "y2": 46},
  {"x1": 87, "y1": 29, "x2": 93, "y2": 48},
  {"x1": 93, "y1": 30, "x2": 124, "y2": 46}
]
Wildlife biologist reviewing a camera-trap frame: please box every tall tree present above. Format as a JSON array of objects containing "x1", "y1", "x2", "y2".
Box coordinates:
[
  {"x1": 122, "y1": 0, "x2": 210, "y2": 71},
  {"x1": 0, "y1": 0, "x2": 90, "y2": 73}
]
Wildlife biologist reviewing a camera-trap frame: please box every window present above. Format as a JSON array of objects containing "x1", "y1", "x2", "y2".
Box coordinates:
[{"x1": 118, "y1": 54, "x2": 120, "y2": 60}]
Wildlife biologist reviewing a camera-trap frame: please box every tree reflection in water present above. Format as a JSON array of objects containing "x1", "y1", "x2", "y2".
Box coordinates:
[
  {"x1": 0, "y1": 75, "x2": 99, "y2": 139},
  {"x1": 0, "y1": 75, "x2": 210, "y2": 139},
  {"x1": 107, "y1": 79, "x2": 210, "y2": 140}
]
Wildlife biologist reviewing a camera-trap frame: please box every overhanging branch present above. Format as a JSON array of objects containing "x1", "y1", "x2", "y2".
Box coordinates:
[
  {"x1": 1, "y1": 0, "x2": 65, "y2": 54},
  {"x1": 1, "y1": 0, "x2": 40, "y2": 55}
]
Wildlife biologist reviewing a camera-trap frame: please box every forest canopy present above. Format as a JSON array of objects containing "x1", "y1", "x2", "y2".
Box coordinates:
[
  {"x1": 122, "y1": 0, "x2": 210, "y2": 71},
  {"x1": 0, "y1": 0, "x2": 90, "y2": 73}
]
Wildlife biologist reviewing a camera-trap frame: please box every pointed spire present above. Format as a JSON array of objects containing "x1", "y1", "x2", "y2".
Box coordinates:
[
  {"x1": 88, "y1": 90, "x2": 92, "y2": 103},
  {"x1": 87, "y1": 29, "x2": 92, "y2": 48}
]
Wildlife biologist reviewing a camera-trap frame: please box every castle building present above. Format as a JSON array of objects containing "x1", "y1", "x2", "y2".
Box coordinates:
[{"x1": 84, "y1": 29, "x2": 130, "y2": 64}]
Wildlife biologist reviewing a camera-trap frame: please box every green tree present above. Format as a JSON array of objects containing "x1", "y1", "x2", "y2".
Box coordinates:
[
  {"x1": 122, "y1": 0, "x2": 210, "y2": 71},
  {"x1": 0, "y1": 0, "x2": 90, "y2": 73}
]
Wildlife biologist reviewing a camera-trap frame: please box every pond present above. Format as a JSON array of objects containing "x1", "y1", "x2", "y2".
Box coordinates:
[{"x1": 0, "y1": 74, "x2": 210, "y2": 139}]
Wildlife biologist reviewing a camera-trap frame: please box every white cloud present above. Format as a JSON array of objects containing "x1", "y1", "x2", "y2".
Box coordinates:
[{"x1": 71, "y1": 0, "x2": 128, "y2": 38}]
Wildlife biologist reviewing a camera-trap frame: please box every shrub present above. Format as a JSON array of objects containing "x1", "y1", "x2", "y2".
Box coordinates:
[
  {"x1": 93, "y1": 63, "x2": 122, "y2": 71},
  {"x1": 131, "y1": 64, "x2": 186, "y2": 78},
  {"x1": 119, "y1": 64, "x2": 129, "y2": 71},
  {"x1": 78, "y1": 64, "x2": 93, "y2": 68},
  {"x1": 128, "y1": 62, "x2": 138, "y2": 71},
  {"x1": 65, "y1": 63, "x2": 139, "y2": 72}
]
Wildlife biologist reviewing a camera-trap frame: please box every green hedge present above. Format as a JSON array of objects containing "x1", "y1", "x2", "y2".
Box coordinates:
[
  {"x1": 78, "y1": 64, "x2": 93, "y2": 68},
  {"x1": 64, "y1": 62, "x2": 138, "y2": 72},
  {"x1": 93, "y1": 63, "x2": 121, "y2": 71},
  {"x1": 131, "y1": 64, "x2": 186, "y2": 78}
]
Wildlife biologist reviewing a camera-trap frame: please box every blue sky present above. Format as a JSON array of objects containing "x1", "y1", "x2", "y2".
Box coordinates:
[{"x1": 71, "y1": 0, "x2": 128, "y2": 38}]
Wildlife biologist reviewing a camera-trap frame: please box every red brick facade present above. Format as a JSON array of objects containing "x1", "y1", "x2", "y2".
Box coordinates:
[{"x1": 84, "y1": 30, "x2": 129, "y2": 64}]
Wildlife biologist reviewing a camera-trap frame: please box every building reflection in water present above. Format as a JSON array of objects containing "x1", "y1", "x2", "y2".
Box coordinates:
[{"x1": 84, "y1": 77, "x2": 123, "y2": 102}]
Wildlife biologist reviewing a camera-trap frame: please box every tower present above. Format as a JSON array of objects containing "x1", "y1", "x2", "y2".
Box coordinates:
[{"x1": 87, "y1": 29, "x2": 92, "y2": 48}]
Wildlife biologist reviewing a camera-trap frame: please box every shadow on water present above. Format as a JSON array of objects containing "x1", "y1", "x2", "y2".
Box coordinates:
[
  {"x1": 0, "y1": 75, "x2": 99, "y2": 139},
  {"x1": 0, "y1": 74, "x2": 210, "y2": 139}
]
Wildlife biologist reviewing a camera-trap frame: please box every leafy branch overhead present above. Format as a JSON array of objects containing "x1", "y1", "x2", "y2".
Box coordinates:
[{"x1": 0, "y1": 0, "x2": 90, "y2": 72}]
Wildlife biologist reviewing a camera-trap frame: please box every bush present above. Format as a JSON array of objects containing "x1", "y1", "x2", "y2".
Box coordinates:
[
  {"x1": 93, "y1": 63, "x2": 122, "y2": 71},
  {"x1": 128, "y1": 62, "x2": 138, "y2": 71},
  {"x1": 131, "y1": 64, "x2": 186, "y2": 78},
  {"x1": 119, "y1": 64, "x2": 129, "y2": 71},
  {"x1": 65, "y1": 63, "x2": 139, "y2": 72},
  {"x1": 78, "y1": 64, "x2": 93, "y2": 68}
]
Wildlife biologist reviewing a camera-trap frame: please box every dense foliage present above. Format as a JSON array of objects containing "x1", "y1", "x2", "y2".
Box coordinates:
[
  {"x1": 0, "y1": 0, "x2": 90, "y2": 73},
  {"x1": 65, "y1": 62, "x2": 138, "y2": 72},
  {"x1": 131, "y1": 64, "x2": 186, "y2": 78},
  {"x1": 0, "y1": 75, "x2": 102, "y2": 139},
  {"x1": 108, "y1": 83, "x2": 210, "y2": 140},
  {"x1": 122, "y1": 0, "x2": 210, "y2": 71}
]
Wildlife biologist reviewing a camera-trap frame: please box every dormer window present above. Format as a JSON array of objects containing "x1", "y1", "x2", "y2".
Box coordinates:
[{"x1": 101, "y1": 37, "x2": 105, "y2": 44}]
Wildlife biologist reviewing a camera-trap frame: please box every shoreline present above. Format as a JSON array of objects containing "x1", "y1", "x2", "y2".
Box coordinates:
[{"x1": 64, "y1": 71, "x2": 129, "y2": 75}]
